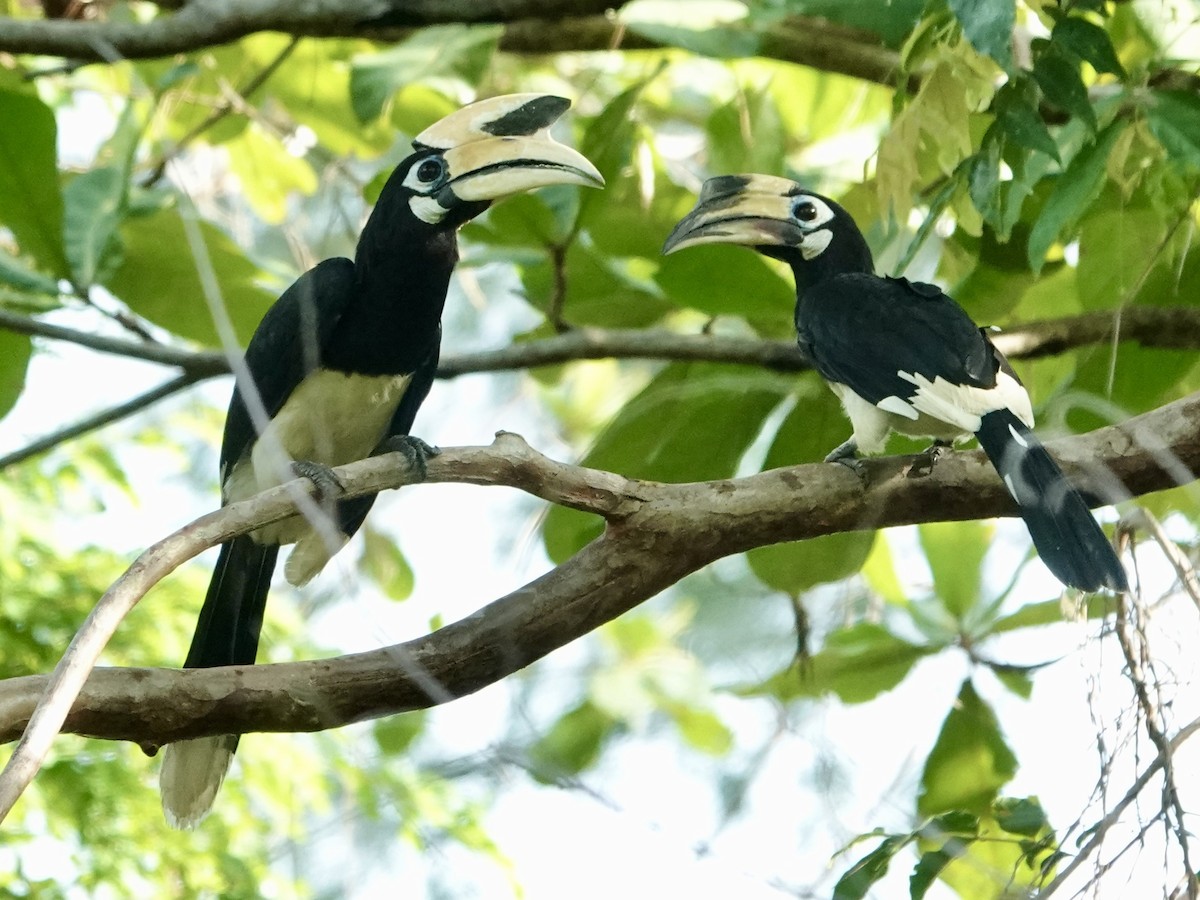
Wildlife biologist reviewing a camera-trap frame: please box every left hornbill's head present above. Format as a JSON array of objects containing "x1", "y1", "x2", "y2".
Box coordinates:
[
  {"x1": 379, "y1": 93, "x2": 604, "y2": 231},
  {"x1": 662, "y1": 174, "x2": 873, "y2": 276}
]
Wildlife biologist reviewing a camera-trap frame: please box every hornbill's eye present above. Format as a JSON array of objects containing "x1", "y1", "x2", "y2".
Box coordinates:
[
  {"x1": 794, "y1": 200, "x2": 818, "y2": 222},
  {"x1": 416, "y1": 158, "x2": 444, "y2": 183}
]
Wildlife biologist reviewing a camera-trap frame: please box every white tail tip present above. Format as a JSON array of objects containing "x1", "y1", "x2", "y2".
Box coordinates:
[{"x1": 160, "y1": 735, "x2": 238, "y2": 830}]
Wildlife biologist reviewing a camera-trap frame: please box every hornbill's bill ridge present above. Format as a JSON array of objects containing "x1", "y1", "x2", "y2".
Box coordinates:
[
  {"x1": 663, "y1": 174, "x2": 1127, "y2": 594},
  {"x1": 159, "y1": 94, "x2": 603, "y2": 829}
]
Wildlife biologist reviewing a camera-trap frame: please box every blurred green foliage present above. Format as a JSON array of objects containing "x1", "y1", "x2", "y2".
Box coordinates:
[{"x1": 0, "y1": 0, "x2": 1197, "y2": 896}]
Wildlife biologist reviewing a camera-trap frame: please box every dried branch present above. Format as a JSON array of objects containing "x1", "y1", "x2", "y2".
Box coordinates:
[{"x1": 0, "y1": 389, "x2": 1197, "y2": 821}]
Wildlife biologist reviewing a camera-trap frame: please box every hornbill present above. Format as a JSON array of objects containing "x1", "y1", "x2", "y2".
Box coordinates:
[
  {"x1": 663, "y1": 174, "x2": 1127, "y2": 594},
  {"x1": 159, "y1": 94, "x2": 603, "y2": 829}
]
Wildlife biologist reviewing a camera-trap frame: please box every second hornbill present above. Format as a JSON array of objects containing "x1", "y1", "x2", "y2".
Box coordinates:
[
  {"x1": 663, "y1": 174, "x2": 1126, "y2": 594},
  {"x1": 160, "y1": 94, "x2": 603, "y2": 829}
]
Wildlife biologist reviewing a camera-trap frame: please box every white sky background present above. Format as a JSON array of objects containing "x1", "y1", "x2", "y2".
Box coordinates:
[{"x1": 3, "y1": 26, "x2": 1200, "y2": 898}]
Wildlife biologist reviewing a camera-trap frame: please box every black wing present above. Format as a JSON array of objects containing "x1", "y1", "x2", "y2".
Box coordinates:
[
  {"x1": 796, "y1": 274, "x2": 997, "y2": 404},
  {"x1": 219, "y1": 258, "x2": 356, "y2": 480}
]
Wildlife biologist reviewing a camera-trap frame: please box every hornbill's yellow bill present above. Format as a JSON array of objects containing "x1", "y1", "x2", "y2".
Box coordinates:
[
  {"x1": 405, "y1": 93, "x2": 603, "y2": 221},
  {"x1": 662, "y1": 174, "x2": 812, "y2": 254}
]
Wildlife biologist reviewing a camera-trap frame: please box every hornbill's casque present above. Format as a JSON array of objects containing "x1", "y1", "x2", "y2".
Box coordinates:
[
  {"x1": 663, "y1": 174, "x2": 1127, "y2": 594},
  {"x1": 159, "y1": 94, "x2": 603, "y2": 829}
]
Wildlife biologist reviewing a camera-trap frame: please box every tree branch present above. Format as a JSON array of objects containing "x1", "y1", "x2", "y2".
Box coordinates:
[
  {"x1": 4, "y1": 305, "x2": 1198, "y2": 470},
  {"x1": 0, "y1": 390, "x2": 1196, "y2": 757},
  {"x1": 6, "y1": 306, "x2": 1200, "y2": 382}
]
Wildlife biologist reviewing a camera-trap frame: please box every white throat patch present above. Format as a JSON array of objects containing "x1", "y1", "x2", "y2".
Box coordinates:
[
  {"x1": 410, "y1": 194, "x2": 448, "y2": 225},
  {"x1": 800, "y1": 228, "x2": 833, "y2": 260}
]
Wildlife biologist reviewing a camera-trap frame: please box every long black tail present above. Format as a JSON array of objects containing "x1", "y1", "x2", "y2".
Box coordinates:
[
  {"x1": 161, "y1": 535, "x2": 278, "y2": 829},
  {"x1": 975, "y1": 409, "x2": 1126, "y2": 593},
  {"x1": 185, "y1": 535, "x2": 278, "y2": 668}
]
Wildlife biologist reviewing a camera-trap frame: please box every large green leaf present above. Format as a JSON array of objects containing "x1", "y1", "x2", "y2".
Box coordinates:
[
  {"x1": 747, "y1": 392, "x2": 877, "y2": 594},
  {"x1": 833, "y1": 836, "x2": 907, "y2": 900},
  {"x1": 105, "y1": 205, "x2": 277, "y2": 346},
  {"x1": 655, "y1": 245, "x2": 794, "y2": 322},
  {"x1": 745, "y1": 622, "x2": 937, "y2": 705},
  {"x1": 706, "y1": 85, "x2": 786, "y2": 175},
  {"x1": 948, "y1": 0, "x2": 1014, "y2": 69},
  {"x1": 1033, "y1": 47, "x2": 1097, "y2": 131},
  {"x1": 918, "y1": 680, "x2": 1017, "y2": 817},
  {"x1": 349, "y1": 26, "x2": 501, "y2": 123},
  {"x1": 1026, "y1": 121, "x2": 1125, "y2": 271},
  {"x1": 918, "y1": 520, "x2": 991, "y2": 621},
  {"x1": 542, "y1": 362, "x2": 787, "y2": 562},
  {"x1": 521, "y1": 242, "x2": 673, "y2": 328},
  {"x1": 62, "y1": 168, "x2": 126, "y2": 291},
  {"x1": 0, "y1": 90, "x2": 68, "y2": 279},
  {"x1": 0, "y1": 330, "x2": 32, "y2": 421},
  {"x1": 1052, "y1": 16, "x2": 1126, "y2": 76},
  {"x1": 1144, "y1": 90, "x2": 1200, "y2": 169}
]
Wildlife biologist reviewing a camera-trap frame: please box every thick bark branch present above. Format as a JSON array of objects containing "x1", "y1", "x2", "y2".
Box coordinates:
[
  {"x1": 0, "y1": 390, "x2": 1196, "y2": 751},
  {"x1": 0, "y1": 1, "x2": 908, "y2": 89}
]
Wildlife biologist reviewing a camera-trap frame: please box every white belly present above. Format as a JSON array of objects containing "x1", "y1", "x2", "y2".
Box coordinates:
[{"x1": 222, "y1": 369, "x2": 413, "y2": 570}]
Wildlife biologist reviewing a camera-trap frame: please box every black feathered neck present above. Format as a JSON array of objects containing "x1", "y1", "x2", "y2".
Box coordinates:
[{"x1": 763, "y1": 193, "x2": 875, "y2": 296}]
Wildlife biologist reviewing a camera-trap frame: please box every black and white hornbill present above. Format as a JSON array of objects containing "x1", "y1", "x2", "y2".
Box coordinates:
[
  {"x1": 663, "y1": 174, "x2": 1126, "y2": 594},
  {"x1": 159, "y1": 94, "x2": 603, "y2": 829}
]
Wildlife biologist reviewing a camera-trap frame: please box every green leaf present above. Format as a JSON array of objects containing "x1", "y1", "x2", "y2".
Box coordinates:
[
  {"x1": 948, "y1": 0, "x2": 1014, "y2": 69},
  {"x1": 105, "y1": 204, "x2": 277, "y2": 346},
  {"x1": 224, "y1": 124, "x2": 317, "y2": 225},
  {"x1": 62, "y1": 168, "x2": 127, "y2": 290},
  {"x1": 1027, "y1": 121, "x2": 1125, "y2": 272},
  {"x1": 372, "y1": 712, "x2": 425, "y2": 755},
  {"x1": 576, "y1": 74, "x2": 658, "y2": 225},
  {"x1": 349, "y1": 26, "x2": 501, "y2": 122},
  {"x1": 706, "y1": 86, "x2": 786, "y2": 175},
  {"x1": 543, "y1": 363, "x2": 786, "y2": 562},
  {"x1": 991, "y1": 593, "x2": 1115, "y2": 633},
  {"x1": 994, "y1": 797, "x2": 1049, "y2": 837},
  {"x1": 833, "y1": 835, "x2": 907, "y2": 900},
  {"x1": 0, "y1": 90, "x2": 68, "y2": 279},
  {"x1": 626, "y1": 22, "x2": 760, "y2": 57},
  {"x1": 1033, "y1": 49, "x2": 1097, "y2": 131},
  {"x1": 359, "y1": 526, "x2": 414, "y2": 601},
  {"x1": 0, "y1": 247, "x2": 60, "y2": 296},
  {"x1": 918, "y1": 680, "x2": 1017, "y2": 817},
  {"x1": 778, "y1": 0, "x2": 925, "y2": 47},
  {"x1": 918, "y1": 520, "x2": 991, "y2": 621},
  {"x1": 1145, "y1": 90, "x2": 1200, "y2": 169},
  {"x1": 746, "y1": 623, "x2": 936, "y2": 705},
  {"x1": 521, "y1": 243, "x2": 674, "y2": 328},
  {"x1": 668, "y1": 705, "x2": 733, "y2": 756},
  {"x1": 993, "y1": 81, "x2": 1060, "y2": 160},
  {"x1": 527, "y1": 702, "x2": 613, "y2": 780},
  {"x1": 748, "y1": 393, "x2": 876, "y2": 594},
  {"x1": 0, "y1": 329, "x2": 32, "y2": 420},
  {"x1": 909, "y1": 848, "x2": 954, "y2": 900},
  {"x1": 655, "y1": 244, "x2": 795, "y2": 322},
  {"x1": 1052, "y1": 17, "x2": 1126, "y2": 76}
]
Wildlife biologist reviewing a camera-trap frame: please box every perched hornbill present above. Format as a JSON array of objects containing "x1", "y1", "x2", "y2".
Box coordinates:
[
  {"x1": 663, "y1": 174, "x2": 1127, "y2": 594},
  {"x1": 160, "y1": 94, "x2": 603, "y2": 828}
]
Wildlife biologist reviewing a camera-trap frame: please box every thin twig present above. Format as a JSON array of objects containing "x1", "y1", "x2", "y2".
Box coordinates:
[
  {"x1": 143, "y1": 36, "x2": 301, "y2": 187},
  {"x1": 0, "y1": 373, "x2": 200, "y2": 469},
  {"x1": 1040, "y1": 716, "x2": 1200, "y2": 897}
]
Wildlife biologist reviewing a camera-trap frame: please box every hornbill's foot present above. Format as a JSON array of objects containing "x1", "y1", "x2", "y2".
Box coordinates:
[
  {"x1": 824, "y1": 438, "x2": 867, "y2": 482},
  {"x1": 909, "y1": 439, "x2": 952, "y2": 478},
  {"x1": 291, "y1": 460, "x2": 345, "y2": 500},
  {"x1": 377, "y1": 434, "x2": 441, "y2": 481}
]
